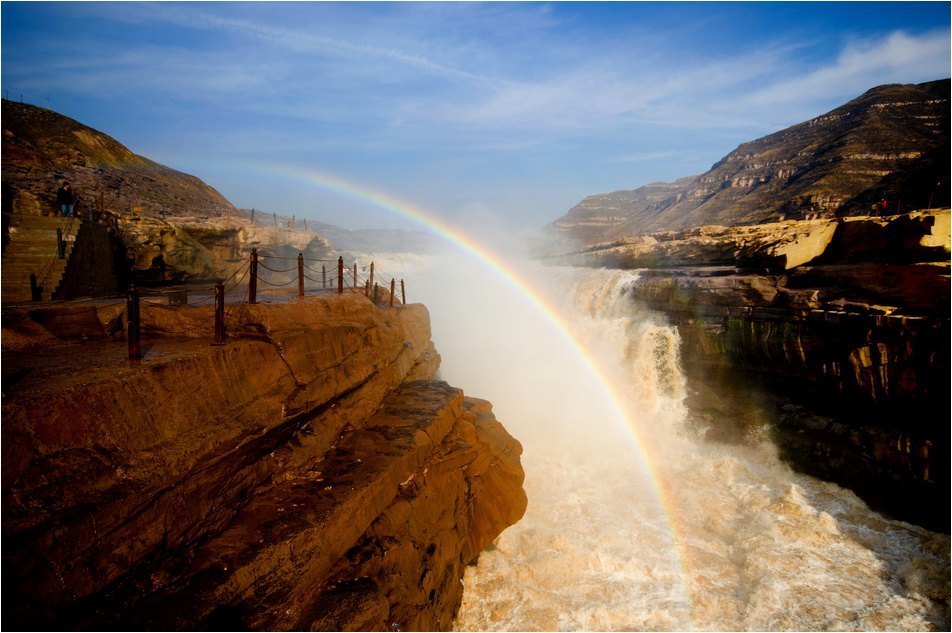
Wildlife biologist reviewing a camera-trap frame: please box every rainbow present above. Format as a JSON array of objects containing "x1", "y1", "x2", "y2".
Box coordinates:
[{"x1": 274, "y1": 163, "x2": 696, "y2": 621}]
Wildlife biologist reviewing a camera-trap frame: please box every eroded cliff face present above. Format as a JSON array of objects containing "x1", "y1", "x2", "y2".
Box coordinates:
[
  {"x1": 1, "y1": 294, "x2": 527, "y2": 630},
  {"x1": 553, "y1": 210, "x2": 950, "y2": 529},
  {"x1": 116, "y1": 214, "x2": 332, "y2": 283}
]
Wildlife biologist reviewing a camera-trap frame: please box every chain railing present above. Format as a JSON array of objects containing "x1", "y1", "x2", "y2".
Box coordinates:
[{"x1": 121, "y1": 250, "x2": 407, "y2": 360}]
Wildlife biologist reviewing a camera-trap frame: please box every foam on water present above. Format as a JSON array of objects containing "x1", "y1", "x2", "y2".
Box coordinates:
[{"x1": 375, "y1": 253, "x2": 949, "y2": 631}]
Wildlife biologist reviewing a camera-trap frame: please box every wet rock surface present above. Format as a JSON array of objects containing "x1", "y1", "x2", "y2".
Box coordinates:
[{"x1": 1, "y1": 294, "x2": 526, "y2": 630}]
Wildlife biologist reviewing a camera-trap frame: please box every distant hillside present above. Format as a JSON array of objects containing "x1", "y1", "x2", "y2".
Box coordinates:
[
  {"x1": 2, "y1": 99, "x2": 237, "y2": 218},
  {"x1": 551, "y1": 80, "x2": 950, "y2": 246},
  {"x1": 236, "y1": 210, "x2": 441, "y2": 255}
]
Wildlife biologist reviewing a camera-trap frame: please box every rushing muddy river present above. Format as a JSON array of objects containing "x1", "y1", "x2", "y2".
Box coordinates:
[{"x1": 377, "y1": 252, "x2": 949, "y2": 631}]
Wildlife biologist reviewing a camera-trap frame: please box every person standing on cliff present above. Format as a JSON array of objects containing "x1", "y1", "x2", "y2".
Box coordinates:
[{"x1": 56, "y1": 181, "x2": 74, "y2": 217}]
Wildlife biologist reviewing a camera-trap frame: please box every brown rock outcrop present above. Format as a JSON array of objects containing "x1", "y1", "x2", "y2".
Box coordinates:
[
  {"x1": 118, "y1": 214, "x2": 332, "y2": 283},
  {"x1": 1, "y1": 294, "x2": 526, "y2": 630},
  {"x1": 558, "y1": 210, "x2": 950, "y2": 276}
]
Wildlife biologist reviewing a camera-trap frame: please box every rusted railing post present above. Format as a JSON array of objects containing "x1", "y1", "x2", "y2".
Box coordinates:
[
  {"x1": 369, "y1": 262, "x2": 375, "y2": 293},
  {"x1": 373, "y1": 282, "x2": 379, "y2": 304},
  {"x1": 249, "y1": 248, "x2": 258, "y2": 304},
  {"x1": 338, "y1": 256, "x2": 344, "y2": 294},
  {"x1": 214, "y1": 281, "x2": 225, "y2": 344},
  {"x1": 352, "y1": 262, "x2": 357, "y2": 288},
  {"x1": 388, "y1": 278, "x2": 394, "y2": 307},
  {"x1": 127, "y1": 284, "x2": 141, "y2": 360},
  {"x1": 401, "y1": 279, "x2": 406, "y2": 305},
  {"x1": 56, "y1": 227, "x2": 65, "y2": 259},
  {"x1": 322, "y1": 264, "x2": 327, "y2": 289},
  {"x1": 297, "y1": 253, "x2": 305, "y2": 297},
  {"x1": 365, "y1": 279, "x2": 370, "y2": 296}
]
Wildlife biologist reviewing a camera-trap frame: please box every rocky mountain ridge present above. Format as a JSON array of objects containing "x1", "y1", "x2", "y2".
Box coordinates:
[
  {"x1": 550, "y1": 80, "x2": 950, "y2": 247},
  {"x1": 2, "y1": 99, "x2": 237, "y2": 219}
]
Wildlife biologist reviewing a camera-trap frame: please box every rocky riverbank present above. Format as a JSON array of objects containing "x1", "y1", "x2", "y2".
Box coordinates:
[{"x1": 1, "y1": 293, "x2": 527, "y2": 629}]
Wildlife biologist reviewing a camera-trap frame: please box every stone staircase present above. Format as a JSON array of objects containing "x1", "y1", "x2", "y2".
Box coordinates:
[{"x1": 2, "y1": 214, "x2": 80, "y2": 304}]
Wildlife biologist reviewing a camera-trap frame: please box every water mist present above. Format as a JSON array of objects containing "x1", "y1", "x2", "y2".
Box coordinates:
[{"x1": 373, "y1": 248, "x2": 949, "y2": 632}]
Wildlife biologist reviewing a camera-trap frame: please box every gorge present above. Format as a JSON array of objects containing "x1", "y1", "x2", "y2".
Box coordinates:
[{"x1": 3, "y1": 77, "x2": 950, "y2": 631}]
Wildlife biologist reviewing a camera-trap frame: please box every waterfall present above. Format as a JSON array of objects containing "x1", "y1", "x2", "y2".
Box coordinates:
[{"x1": 379, "y1": 254, "x2": 950, "y2": 631}]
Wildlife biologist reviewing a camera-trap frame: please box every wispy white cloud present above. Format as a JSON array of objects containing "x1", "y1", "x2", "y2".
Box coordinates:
[
  {"x1": 745, "y1": 29, "x2": 951, "y2": 108},
  {"x1": 140, "y1": 3, "x2": 506, "y2": 88}
]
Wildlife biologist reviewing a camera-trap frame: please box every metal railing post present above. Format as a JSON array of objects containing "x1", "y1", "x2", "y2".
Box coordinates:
[
  {"x1": 373, "y1": 282, "x2": 379, "y2": 304},
  {"x1": 249, "y1": 248, "x2": 258, "y2": 304},
  {"x1": 352, "y1": 262, "x2": 357, "y2": 288},
  {"x1": 214, "y1": 281, "x2": 225, "y2": 344},
  {"x1": 29, "y1": 273, "x2": 40, "y2": 302},
  {"x1": 389, "y1": 278, "x2": 395, "y2": 307},
  {"x1": 338, "y1": 257, "x2": 345, "y2": 294},
  {"x1": 297, "y1": 253, "x2": 305, "y2": 297},
  {"x1": 401, "y1": 279, "x2": 406, "y2": 305},
  {"x1": 56, "y1": 227, "x2": 65, "y2": 259},
  {"x1": 127, "y1": 284, "x2": 141, "y2": 360},
  {"x1": 369, "y1": 262, "x2": 374, "y2": 293},
  {"x1": 322, "y1": 264, "x2": 327, "y2": 289}
]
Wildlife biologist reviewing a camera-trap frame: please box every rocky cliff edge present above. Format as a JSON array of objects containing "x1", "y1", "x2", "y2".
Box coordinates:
[{"x1": 1, "y1": 293, "x2": 527, "y2": 630}]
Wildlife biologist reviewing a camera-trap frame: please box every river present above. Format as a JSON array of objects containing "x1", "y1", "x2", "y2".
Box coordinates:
[{"x1": 376, "y1": 251, "x2": 949, "y2": 631}]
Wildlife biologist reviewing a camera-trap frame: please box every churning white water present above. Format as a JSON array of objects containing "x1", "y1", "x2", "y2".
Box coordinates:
[{"x1": 375, "y1": 251, "x2": 949, "y2": 631}]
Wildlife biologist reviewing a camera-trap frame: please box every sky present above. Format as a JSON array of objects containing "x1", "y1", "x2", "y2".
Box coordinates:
[{"x1": 2, "y1": 1, "x2": 950, "y2": 231}]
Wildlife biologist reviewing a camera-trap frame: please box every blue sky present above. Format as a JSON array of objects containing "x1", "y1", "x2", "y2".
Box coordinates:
[{"x1": 2, "y1": 2, "x2": 949, "y2": 231}]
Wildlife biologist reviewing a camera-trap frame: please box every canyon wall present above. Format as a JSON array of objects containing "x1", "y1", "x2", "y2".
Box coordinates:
[
  {"x1": 1, "y1": 293, "x2": 527, "y2": 630},
  {"x1": 553, "y1": 210, "x2": 949, "y2": 529}
]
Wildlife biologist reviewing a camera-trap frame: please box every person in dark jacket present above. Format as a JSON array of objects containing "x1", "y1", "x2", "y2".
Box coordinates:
[{"x1": 56, "y1": 181, "x2": 74, "y2": 217}]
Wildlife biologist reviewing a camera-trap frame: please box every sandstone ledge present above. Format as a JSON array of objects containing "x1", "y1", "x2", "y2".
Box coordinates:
[{"x1": 1, "y1": 294, "x2": 526, "y2": 629}]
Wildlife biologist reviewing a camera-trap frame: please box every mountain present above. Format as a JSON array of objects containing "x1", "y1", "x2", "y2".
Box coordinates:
[
  {"x1": 550, "y1": 80, "x2": 950, "y2": 247},
  {"x1": 2, "y1": 99, "x2": 237, "y2": 218}
]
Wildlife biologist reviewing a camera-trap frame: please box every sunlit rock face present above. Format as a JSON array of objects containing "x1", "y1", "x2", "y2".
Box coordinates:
[
  {"x1": 546, "y1": 80, "x2": 949, "y2": 248},
  {"x1": 1, "y1": 294, "x2": 526, "y2": 630}
]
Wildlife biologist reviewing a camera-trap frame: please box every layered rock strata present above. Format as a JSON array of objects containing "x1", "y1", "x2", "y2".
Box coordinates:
[
  {"x1": 1, "y1": 294, "x2": 526, "y2": 630},
  {"x1": 548, "y1": 80, "x2": 949, "y2": 247}
]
